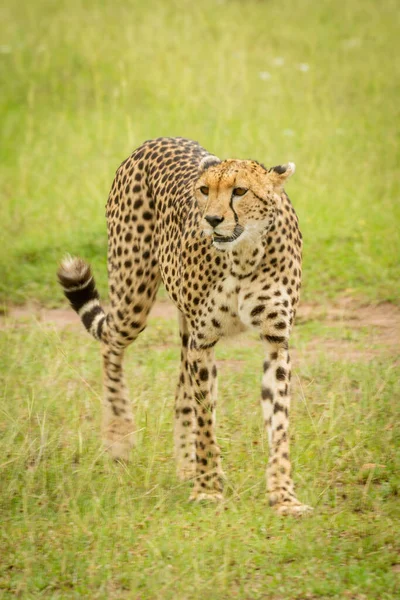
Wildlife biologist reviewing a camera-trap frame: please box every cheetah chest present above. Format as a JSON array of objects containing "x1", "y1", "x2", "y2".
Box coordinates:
[{"x1": 181, "y1": 274, "x2": 247, "y2": 341}]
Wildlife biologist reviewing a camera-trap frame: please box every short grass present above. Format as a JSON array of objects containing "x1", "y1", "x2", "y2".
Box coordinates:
[
  {"x1": 1, "y1": 316, "x2": 399, "y2": 599},
  {"x1": 1, "y1": 0, "x2": 399, "y2": 305}
]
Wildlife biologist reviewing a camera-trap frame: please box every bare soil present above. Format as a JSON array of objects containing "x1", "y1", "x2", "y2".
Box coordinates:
[
  {"x1": 2, "y1": 298, "x2": 399, "y2": 364},
  {"x1": 5, "y1": 300, "x2": 178, "y2": 326},
  {"x1": 295, "y1": 297, "x2": 400, "y2": 363}
]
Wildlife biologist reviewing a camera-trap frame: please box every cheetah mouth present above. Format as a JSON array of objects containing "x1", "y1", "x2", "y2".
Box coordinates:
[{"x1": 213, "y1": 225, "x2": 244, "y2": 244}]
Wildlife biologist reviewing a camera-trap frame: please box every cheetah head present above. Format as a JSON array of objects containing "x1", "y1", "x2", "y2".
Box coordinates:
[{"x1": 194, "y1": 156, "x2": 295, "y2": 251}]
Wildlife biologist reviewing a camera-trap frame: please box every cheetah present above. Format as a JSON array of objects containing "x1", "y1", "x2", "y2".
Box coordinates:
[{"x1": 58, "y1": 137, "x2": 312, "y2": 515}]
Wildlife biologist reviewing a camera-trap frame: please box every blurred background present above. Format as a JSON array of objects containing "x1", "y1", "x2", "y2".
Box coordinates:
[{"x1": 1, "y1": 0, "x2": 399, "y2": 306}]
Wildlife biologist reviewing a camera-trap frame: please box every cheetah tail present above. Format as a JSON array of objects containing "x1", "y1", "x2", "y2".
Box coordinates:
[{"x1": 57, "y1": 255, "x2": 107, "y2": 342}]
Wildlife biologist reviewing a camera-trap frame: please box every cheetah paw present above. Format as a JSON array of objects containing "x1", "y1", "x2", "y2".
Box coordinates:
[
  {"x1": 103, "y1": 431, "x2": 135, "y2": 462},
  {"x1": 189, "y1": 492, "x2": 224, "y2": 503},
  {"x1": 273, "y1": 502, "x2": 313, "y2": 517}
]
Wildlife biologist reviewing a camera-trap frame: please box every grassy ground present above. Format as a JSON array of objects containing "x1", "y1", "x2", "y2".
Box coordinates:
[
  {"x1": 1, "y1": 0, "x2": 400, "y2": 598},
  {"x1": 1, "y1": 313, "x2": 399, "y2": 598},
  {"x1": 1, "y1": 0, "x2": 399, "y2": 305}
]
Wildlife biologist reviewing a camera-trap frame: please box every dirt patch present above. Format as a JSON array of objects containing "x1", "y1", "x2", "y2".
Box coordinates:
[
  {"x1": 2, "y1": 300, "x2": 177, "y2": 328},
  {"x1": 293, "y1": 339, "x2": 383, "y2": 365},
  {"x1": 216, "y1": 358, "x2": 248, "y2": 373},
  {"x1": 296, "y1": 298, "x2": 400, "y2": 361},
  {"x1": 2, "y1": 298, "x2": 399, "y2": 363},
  {"x1": 297, "y1": 297, "x2": 400, "y2": 332}
]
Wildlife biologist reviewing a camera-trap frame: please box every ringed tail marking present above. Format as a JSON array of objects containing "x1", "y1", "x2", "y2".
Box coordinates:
[{"x1": 57, "y1": 256, "x2": 107, "y2": 341}]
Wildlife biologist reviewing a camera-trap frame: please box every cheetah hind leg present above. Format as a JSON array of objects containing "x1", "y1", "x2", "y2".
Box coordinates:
[
  {"x1": 101, "y1": 340, "x2": 136, "y2": 462},
  {"x1": 101, "y1": 259, "x2": 161, "y2": 462}
]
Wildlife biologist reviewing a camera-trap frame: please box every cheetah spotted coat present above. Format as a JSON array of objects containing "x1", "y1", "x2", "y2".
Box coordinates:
[{"x1": 58, "y1": 137, "x2": 312, "y2": 515}]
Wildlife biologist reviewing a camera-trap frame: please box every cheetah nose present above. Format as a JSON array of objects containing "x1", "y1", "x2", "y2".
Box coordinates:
[{"x1": 205, "y1": 215, "x2": 224, "y2": 229}]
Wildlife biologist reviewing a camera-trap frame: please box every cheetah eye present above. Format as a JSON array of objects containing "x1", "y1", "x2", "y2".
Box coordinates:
[
  {"x1": 200, "y1": 186, "x2": 209, "y2": 196},
  {"x1": 233, "y1": 187, "x2": 247, "y2": 197}
]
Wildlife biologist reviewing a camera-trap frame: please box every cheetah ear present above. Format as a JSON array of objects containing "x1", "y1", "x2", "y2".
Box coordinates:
[
  {"x1": 198, "y1": 155, "x2": 221, "y2": 174},
  {"x1": 268, "y1": 162, "x2": 296, "y2": 189}
]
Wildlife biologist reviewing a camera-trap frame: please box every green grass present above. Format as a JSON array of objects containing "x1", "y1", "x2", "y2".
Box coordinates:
[
  {"x1": 1, "y1": 0, "x2": 399, "y2": 304},
  {"x1": 1, "y1": 317, "x2": 399, "y2": 598}
]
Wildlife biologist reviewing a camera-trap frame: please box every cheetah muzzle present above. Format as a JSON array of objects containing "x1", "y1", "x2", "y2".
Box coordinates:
[
  {"x1": 58, "y1": 137, "x2": 313, "y2": 516},
  {"x1": 212, "y1": 224, "x2": 244, "y2": 246}
]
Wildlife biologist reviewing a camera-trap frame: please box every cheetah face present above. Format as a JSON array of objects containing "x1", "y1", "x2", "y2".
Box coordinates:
[{"x1": 194, "y1": 158, "x2": 295, "y2": 251}]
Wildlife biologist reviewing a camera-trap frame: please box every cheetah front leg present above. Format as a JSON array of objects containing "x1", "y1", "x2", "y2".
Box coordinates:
[
  {"x1": 174, "y1": 312, "x2": 196, "y2": 480},
  {"x1": 261, "y1": 341, "x2": 313, "y2": 515},
  {"x1": 186, "y1": 341, "x2": 223, "y2": 502}
]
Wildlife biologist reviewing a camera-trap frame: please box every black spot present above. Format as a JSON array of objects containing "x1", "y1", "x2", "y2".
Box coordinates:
[
  {"x1": 199, "y1": 368, "x2": 209, "y2": 382},
  {"x1": 251, "y1": 305, "x2": 265, "y2": 317},
  {"x1": 262, "y1": 335, "x2": 287, "y2": 345},
  {"x1": 262, "y1": 387, "x2": 273, "y2": 401},
  {"x1": 276, "y1": 367, "x2": 286, "y2": 381}
]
